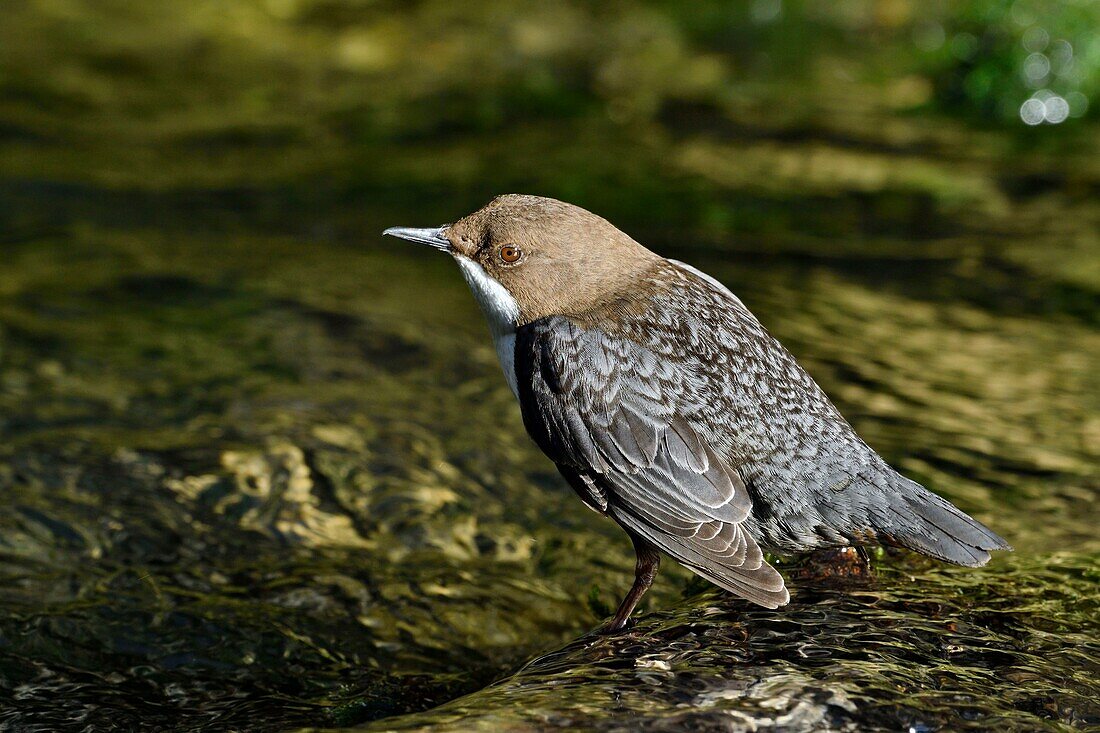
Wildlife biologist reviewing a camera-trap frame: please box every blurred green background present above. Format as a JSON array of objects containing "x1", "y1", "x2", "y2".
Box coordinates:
[
  {"x1": 3, "y1": 0, "x2": 1098, "y2": 268},
  {"x1": 1, "y1": 1, "x2": 1098, "y2": 731}
]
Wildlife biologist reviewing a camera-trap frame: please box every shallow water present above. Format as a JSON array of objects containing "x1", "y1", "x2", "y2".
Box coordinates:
[
  {"x1": 2, "y1": 230, "x2": 1097, "y2": 731},
  {"x1": 1, "y1": 1, "x2": 1099, "y2": 731}
]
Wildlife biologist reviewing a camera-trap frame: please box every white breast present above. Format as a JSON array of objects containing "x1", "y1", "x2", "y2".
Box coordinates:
[{"x1": 455, "y1": 256, "x2": 521, "y2": 397}]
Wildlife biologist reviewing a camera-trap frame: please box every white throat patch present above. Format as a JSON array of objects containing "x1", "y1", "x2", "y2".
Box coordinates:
[{"x1": 455, "y1": 256, "x2": 521, "y2": 397}]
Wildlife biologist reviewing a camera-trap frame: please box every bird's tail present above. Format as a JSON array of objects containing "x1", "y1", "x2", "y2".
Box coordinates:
[{"x1": 882, "y1": 477, "x2": 1011, "y2": 567}]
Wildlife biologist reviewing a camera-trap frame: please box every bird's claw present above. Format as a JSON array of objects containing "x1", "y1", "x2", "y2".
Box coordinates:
[{"x1": 596, "y1": 616, "x2": 637, "y2": 636}]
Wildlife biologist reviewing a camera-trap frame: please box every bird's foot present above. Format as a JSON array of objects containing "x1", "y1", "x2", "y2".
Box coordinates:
[
  {"x1": 595, "y1": 616, "x2": 637, "y2": 636},
  {"x1": 792, "y1": 546, "x2": 873, "y2": 581}
]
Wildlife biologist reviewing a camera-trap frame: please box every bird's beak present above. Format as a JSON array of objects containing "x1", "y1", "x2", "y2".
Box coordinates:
[{"x1": 382, "y1": 226, "x2": 451, "y2": 252}]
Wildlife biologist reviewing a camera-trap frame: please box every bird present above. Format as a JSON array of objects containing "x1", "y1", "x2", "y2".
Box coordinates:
[{"x1": 383, "y1": 194, "x2": 1010, "y2": 632}]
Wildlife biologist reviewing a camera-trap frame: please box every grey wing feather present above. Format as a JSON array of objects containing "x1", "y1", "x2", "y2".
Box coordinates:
[
  {"x1": 661, "y1": 259, "x2": 1009, "y2": 564},
  {"x1": 515, "y1": 317, "x2": 789, "y2": 608}
]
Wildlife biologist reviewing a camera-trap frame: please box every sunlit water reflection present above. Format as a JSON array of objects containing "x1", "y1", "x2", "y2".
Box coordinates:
[{"x1": 1, "y1": 228, "x2": 1096, "y2": 731}]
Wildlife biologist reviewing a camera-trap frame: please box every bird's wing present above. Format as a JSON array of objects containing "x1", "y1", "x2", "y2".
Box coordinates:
[
  {"x1": 663, "y1": 259, "x2": 1010, "y2": 563},
  {"x1": 515, "y1": 315, "x2": 789, "y2": 608}
]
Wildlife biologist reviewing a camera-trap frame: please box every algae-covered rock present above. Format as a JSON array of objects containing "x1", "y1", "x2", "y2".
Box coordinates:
[{"x1": 335, "y1": 553, "x2": 1098, "y2": 732}]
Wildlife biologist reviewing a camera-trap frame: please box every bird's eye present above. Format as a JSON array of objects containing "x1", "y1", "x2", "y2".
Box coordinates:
[{"x1": 499, "y1": 245, "x2": 522, "y2": 263}]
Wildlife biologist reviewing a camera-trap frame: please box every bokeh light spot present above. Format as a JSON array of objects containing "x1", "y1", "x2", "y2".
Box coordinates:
[
  {"x1": 750, "y1": 0, "x2": 782, "y2": 24},
  {"x1": 1022, "y1": 26, "x2": 1049, "y2": 53},
  {"x1": 1023, "y1": 52, "x2": 1051, "y2": 84},
  {"x1": 1019, "y1": 97, "x2": 1045, "y2": 125},
  {"x1": 1066, "y1": 91, "x2": 1089, "y2": 117},
  {"x1": 1043, "y1": 95, "x2": 1070, "y2": 123}
]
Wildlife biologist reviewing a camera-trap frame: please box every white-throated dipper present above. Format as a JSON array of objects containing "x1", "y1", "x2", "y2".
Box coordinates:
[{"x1": 384, "y1": 194, "x2": 1010, "y2": 631}]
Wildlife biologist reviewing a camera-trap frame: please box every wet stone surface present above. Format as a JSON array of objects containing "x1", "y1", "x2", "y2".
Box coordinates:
[
  {"x1": 342, "y1": 553, "x2": 1097, "y2": 731},
  {"x1": 1, "y1": 241, "x2": 1096, "y2": 732}
]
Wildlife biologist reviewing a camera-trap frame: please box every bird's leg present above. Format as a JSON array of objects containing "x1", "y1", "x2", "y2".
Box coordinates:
[{"x1": 601, "y1": 533, "x2": 660, "y2": 634}]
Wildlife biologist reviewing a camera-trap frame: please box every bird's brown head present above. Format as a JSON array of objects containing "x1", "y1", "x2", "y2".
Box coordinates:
[{"x1": 384, "y1": 194, "x2": 660, "y2": 326}]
